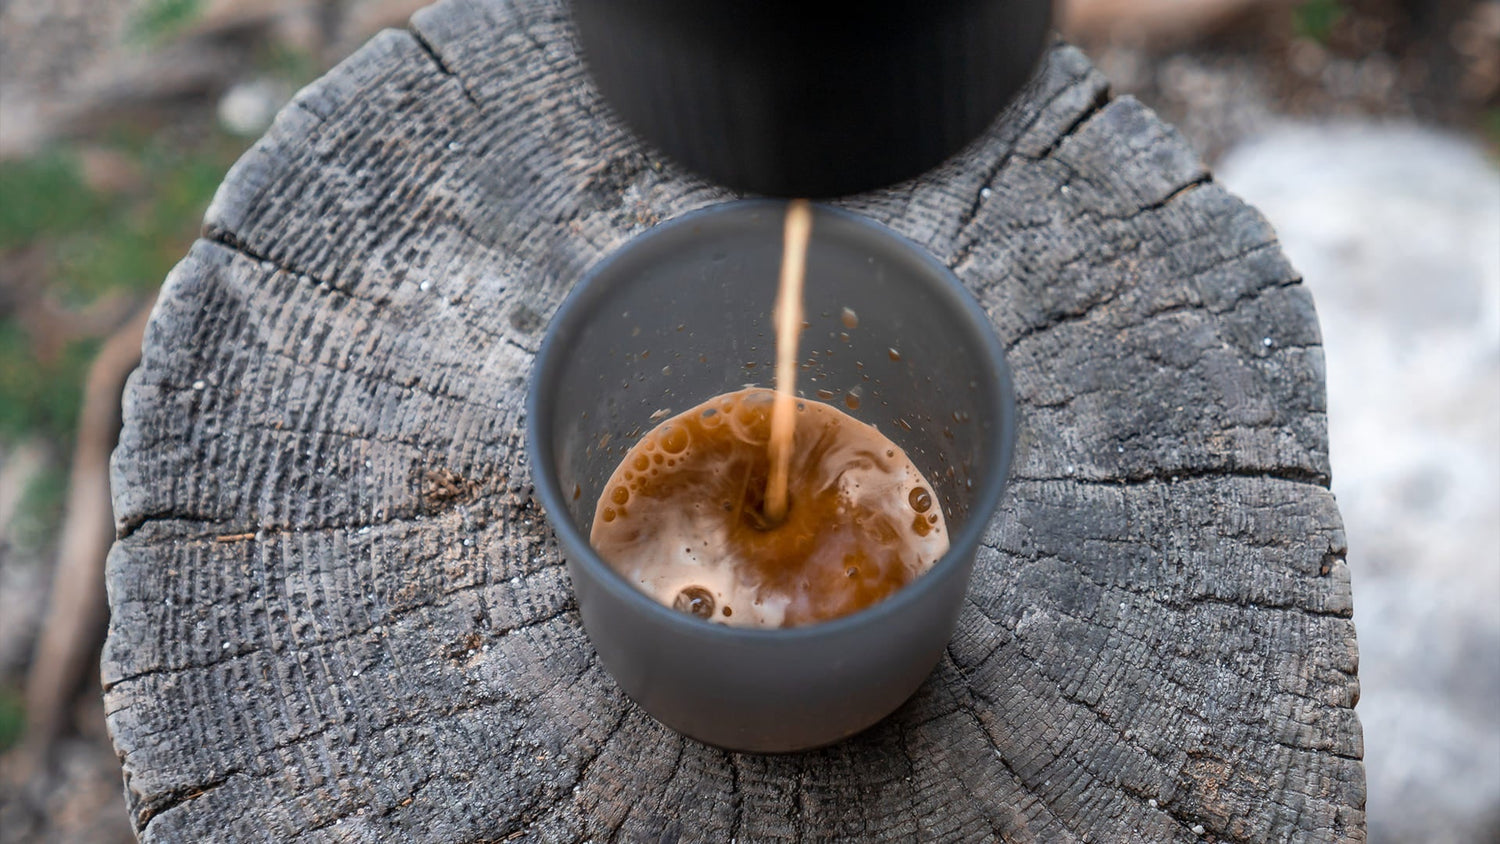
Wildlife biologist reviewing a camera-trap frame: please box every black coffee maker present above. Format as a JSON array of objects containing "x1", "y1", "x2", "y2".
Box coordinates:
[{"x1": 570, "y1": 0, "x2": 1054, "y2": 198}]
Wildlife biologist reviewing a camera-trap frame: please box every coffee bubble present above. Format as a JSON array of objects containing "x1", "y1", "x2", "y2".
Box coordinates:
[
  {"x1": 909, "y1": 487, "x2": 932, "y2": 512},
  {"x1": 673, "y1": 586, "x2": 715, "y2": 619}
]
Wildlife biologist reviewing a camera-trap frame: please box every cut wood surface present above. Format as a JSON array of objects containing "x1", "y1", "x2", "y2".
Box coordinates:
[{"x1": 102, "y1": 0, "x2": 1365, "y2": 840}]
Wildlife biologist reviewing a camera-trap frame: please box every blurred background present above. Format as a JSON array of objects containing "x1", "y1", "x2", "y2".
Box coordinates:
[{"x1": 0, "y1": 0, "x2": 1495, "y2": 841}]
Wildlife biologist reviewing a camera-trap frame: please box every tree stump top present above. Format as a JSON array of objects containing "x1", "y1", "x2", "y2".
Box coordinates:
[{"x1": 103, "y1": 0, "x2": 1366, "y2": 840}]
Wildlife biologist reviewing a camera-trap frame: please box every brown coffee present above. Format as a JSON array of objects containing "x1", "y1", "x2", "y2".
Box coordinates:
[{"x1": 591, "y1": 388, "x2": 949, "y2": 628}]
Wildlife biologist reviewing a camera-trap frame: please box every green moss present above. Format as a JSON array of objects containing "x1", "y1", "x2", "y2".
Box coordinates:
[
  {"x1": 0, "y1": 130, "x2": 242, "y2": 446},
  {"x1": 0, "y1": 687, "x2": 24, "y2": 753},
  {"x1": 1481, "y1": 108, "x2": 1500, "y2": 158},
  {"x1": 260, "y1": 41, "x2": 320, "y2": 87},
  {"x1": 129, "y1": 0, "x2": 203, "y2": 43},
  {"x1": 1293, "y1": 0, "x2": 1346, "y2": 45},
  {"x1": 0, "y1": 322, "x2": 95, "y2": 441},
  {"x1": 60, "y1": 135, "x2": 238, "y2": 304},
  {"x1": 0, "y1": 154, "x2": 108, "y2": 250},
  {"x1": 11, "y1": 461, "x2": 70, "y2": 554}
]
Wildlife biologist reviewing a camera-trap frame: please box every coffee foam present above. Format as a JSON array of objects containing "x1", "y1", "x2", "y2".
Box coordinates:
[{"x1": 590, "y1": 387, "x2": 949, "y2": 628}]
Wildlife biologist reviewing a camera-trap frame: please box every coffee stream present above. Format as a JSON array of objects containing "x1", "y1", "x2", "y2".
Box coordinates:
[
  {"x1": 766, "y1": 199, "x2": 812, "y2": 524},
  {"x1": 591, "y1": 204, "x2": 950, "y2": 628}
]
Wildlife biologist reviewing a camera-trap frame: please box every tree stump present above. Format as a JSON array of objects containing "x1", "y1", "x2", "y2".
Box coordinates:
[{"x1": 102, "y1": 0, "x2": 1366, "y2": 840}]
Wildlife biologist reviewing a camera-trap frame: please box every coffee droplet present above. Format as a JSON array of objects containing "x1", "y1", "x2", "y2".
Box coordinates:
[
  {"x1": 844, "y1": 392, "x2": 861, "y2": 411},
  {"x1": 572, "y1": 483, "x2": 581, "y2": 501},
  {"x1": 912, "y1": 514, "x2": 933, "y2": 536},
  {"x1": 611, "y1": 485, "x2": 629, "y2": 506},
  {"x1": 723, "y1": 605, "x2": 733, "y2": 617},
  {"x1": 909, "y1": 487, "x2": 932, "y2": 513},
  {"x1": 673, "y1": 586, "x2": 715, "y2": 619},
  {"x1": 841, "y1": 307, "x2": 859, "y2": 329},
  {"x1": 888, "y1": 348, "x2": 902, "y2": 362},
  {"x1": 601, "y1": 507, "x2": 616, "y2": 523}
]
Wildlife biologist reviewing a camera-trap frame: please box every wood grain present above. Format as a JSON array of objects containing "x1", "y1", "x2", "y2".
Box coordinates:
[{"x1": 102, "y1": 0, "x2": 1365, "y2": 839}]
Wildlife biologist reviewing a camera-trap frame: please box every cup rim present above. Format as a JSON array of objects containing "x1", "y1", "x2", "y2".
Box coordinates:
[{"x1": 526, "y1": 198, "x2": 1016, "y2": 643}]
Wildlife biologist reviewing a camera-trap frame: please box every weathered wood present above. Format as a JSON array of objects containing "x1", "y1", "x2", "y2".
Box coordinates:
[{"x1": 102, "y1": 0, "x2": 1365, "y2": 840}]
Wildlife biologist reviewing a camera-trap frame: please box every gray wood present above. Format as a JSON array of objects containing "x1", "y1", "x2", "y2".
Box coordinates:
[{"x1": 101, "y1": 0, "x2": 1365, "y2": 840}]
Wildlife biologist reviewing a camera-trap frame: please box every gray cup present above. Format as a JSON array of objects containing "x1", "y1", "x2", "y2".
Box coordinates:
[{"x1": 527, "y1": 199, "x2": 1016, "y2": 752}]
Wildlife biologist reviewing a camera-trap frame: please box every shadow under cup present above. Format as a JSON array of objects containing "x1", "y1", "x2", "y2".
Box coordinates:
[{"x1": 527, "y1": 200, "x2": 1016, "y2": 753}]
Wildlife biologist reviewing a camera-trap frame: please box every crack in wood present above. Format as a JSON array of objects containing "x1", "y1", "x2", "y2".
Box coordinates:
[
  {"x1": 949, "y1": 64, "x2": 1109, "y2": 273},
  {"x1": 407, "y1": 25, "x2": 483, "y2": 110},
  {"x1": 1001, "y1": 232, "x2": 1286, "y2": 357},
  {"x1": 136, "y1": 770, "x2": 241, "y2": 834},
  {"x1": 104, "y1": 576, "x2": 574, "y2": 693},
  {"x1": 964, "y1": 576, "x2": 1358, "y2": 723},
  {"x1": 202, "y1": 227, "x2": 334, "y2": 293},
  {"x1": 1140, "y1": 172, "x2": 1212, "y2": 215},
  {"x1": 112, "y1": 486, "x2": 561, "y2": 547},
  {"x1": 1010, "y1": 463, "x2": 1331, "y2": 489},
  {"x1": 724, "y1": 751, "x2": 744, "y2": 843},
  {"x1": 1030, "y1": 86, "x2": 1112, "y2": 162}
]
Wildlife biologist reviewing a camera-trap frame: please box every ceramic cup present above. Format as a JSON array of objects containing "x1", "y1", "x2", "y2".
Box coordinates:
[{"x1": 527, "y1": 199, "x2": 1016, "y2": 752}]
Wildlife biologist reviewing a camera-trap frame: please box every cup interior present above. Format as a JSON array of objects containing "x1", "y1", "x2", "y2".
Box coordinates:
[{"x1": 532, "y1": 199, "x2": 1014, "y2": 631}]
